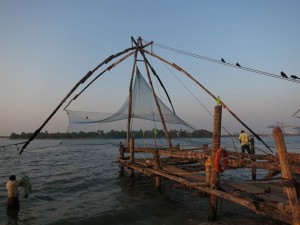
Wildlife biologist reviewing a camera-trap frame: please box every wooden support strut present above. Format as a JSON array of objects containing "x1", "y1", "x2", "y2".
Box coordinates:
[{"x1": 274, "y1": 127, "x2": 300, "y2": 225}]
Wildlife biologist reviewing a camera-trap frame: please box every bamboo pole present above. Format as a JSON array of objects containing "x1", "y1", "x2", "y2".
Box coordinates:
[
  {"x1": 141, "y1": 51, "x2": 172, "y2": 147},
  {"x1": 126, "y1": 40, "x2": 140, "y2": 147},
  {"x1": 143, "y1": 50, "x2": 273, "y2": 153},
  {"x1": 19, "y1": 45, "x2": 140, "y2": 154},
  {"x1": 274, "y1": 127, "x2": 300, "y2": 225},
  {"x1": 64, "y1": 50, "x2": 135, "y2": 109},
  {"x1": 208, "y1": 105, "x2": 222, "y2": 221}
]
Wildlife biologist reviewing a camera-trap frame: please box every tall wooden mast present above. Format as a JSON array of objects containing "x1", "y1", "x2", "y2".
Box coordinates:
[{"x1": 126, "y1": 39, "x2": 140, "y2": 147}]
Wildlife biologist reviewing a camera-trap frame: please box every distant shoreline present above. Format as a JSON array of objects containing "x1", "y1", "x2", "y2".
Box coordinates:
[{"x1": 7, "y1": 129, "x2": 214, "y2": 139}]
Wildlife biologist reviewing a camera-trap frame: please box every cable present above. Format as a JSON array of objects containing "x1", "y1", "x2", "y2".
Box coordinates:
[{"x1": 142, "y1": 40, "x2": 300, "y2": 84}]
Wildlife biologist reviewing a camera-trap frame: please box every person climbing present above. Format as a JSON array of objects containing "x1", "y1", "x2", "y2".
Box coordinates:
[
  {"x1": 6, "y1": 175, "x2": 20, "y2": 210},
  {"x1": 239, "y1": 130, "x2": 252, "y2": 154}
]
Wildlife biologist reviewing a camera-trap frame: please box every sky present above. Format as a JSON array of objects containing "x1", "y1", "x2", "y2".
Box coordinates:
[{"x1": 0, "y1": 0, "x2": 299, "y2": 136}]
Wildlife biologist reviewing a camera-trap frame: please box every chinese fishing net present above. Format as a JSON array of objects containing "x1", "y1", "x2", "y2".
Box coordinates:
[{"x1": 62, "y1": 68, "x2": 198, "y2": 148}]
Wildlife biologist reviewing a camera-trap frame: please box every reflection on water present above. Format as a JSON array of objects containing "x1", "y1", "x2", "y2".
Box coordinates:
[{"x1": 1, "y1": 137, "x2": 298, "y2": 225}]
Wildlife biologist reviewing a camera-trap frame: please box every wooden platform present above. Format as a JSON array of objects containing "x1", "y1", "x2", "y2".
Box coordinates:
[
  {"x1": 118, "y1": 127, "x2": 300, "y2": 224},
  {"x1": 119, "y1": 154, "x2": 299, "y2": 225}
]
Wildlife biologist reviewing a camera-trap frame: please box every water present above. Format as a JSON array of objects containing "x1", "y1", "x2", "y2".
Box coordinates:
[{"x1": 1, "y1": 136, "x2": 299, "y2": 225}]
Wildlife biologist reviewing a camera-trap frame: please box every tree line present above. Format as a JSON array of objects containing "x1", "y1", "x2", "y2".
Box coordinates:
[{"x1": 9, "y1": 129, "x2": 212, "y2": 139}]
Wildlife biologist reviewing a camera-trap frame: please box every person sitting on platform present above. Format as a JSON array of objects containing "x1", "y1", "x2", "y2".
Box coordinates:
[{"x1": 239, "y1": 130, "x2": 252, "y2": 154}]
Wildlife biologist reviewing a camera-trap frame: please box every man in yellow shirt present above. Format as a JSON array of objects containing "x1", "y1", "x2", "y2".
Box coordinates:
[
  {"x1": 239, "y1": 130, "x2": 251, "y2": 154},
  {"x1": 6, "y1": 175, "x2": 20, "y2": 210}
]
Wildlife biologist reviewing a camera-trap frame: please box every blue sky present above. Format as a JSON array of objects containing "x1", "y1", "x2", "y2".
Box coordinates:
[{"x1": 0, "y1": 0, "x2": 299, "y2": 136}]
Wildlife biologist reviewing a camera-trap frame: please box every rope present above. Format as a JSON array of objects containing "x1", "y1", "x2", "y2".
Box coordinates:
[{"x1": 0, "y1": 141, "x2": 27, "y2": 150}]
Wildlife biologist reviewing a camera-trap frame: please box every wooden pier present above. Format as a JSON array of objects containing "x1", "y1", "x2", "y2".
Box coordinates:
[{"x1": 118, "y1": 106, "x2": 300, "y2": 225}]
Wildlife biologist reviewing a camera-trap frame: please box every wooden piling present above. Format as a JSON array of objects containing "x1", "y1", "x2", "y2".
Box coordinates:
[
  {"x1": 208, "y1": 105, "x2": 222, "y2": 221},
  {"x1": 250, "y1": 138, "x2": 256, "y2": 180},
  {"x1": 153, "y1": 131, "x2": 161, "y2": 189},
  {"x1": 119, "y1": 142, "x2": 125, "y2": 174},
  {"x1": 153, "y1": 148, "x2": 161, "y2": 189},
  {"x1": 274, "y1": 127, "x2": 300, "y2": 225},
  {"x1": 129, "y1": 137, "x2": 135, "y2": 176}
]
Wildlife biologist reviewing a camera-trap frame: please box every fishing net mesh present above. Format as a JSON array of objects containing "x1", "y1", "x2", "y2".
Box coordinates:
[{"x1": 64, "y1": 68, "x2": 195, "y2": 146}]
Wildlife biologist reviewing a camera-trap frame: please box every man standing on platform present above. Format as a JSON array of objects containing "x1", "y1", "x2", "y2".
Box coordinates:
[{"x1": 239, "y1": 130, "x2": 251, "y2": 154}]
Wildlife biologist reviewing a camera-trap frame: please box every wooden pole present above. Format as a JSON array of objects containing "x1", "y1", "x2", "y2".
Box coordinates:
[
  {"x1": 250, "y1": 138, "x2": 256, "y2": 180},
  {"x1": 274, "y1": 127, "x2": 300, "y2": 225},
  {"x1": 119, "y1": 141, "x2": 125, "y2": 176},
  {"x1": 153, "y1": 150, "x2": 161, "y2": 189},
  {"x1": 208, "y1": 105, "x2": 222, "y2": 221},
  {"x1": 129, "y1": 136, "x2": 135, "y2": 176},
  {"x1": 126, "y1": 41, "x2": 140, "y2": 147},
  {"x1": 153, "y1": 131, "x2": 161, "y2": 189}
]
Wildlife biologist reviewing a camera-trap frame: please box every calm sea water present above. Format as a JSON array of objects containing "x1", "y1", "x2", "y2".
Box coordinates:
[{"x1": 1, "y1": 136, "x2": 299, "y2": 225}]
